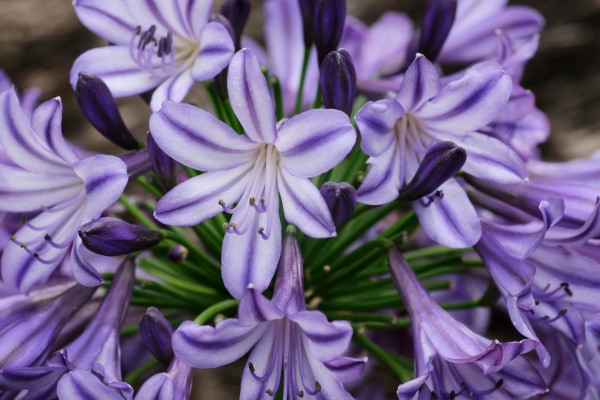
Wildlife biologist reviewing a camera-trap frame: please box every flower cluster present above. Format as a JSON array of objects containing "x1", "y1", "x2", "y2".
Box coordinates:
[{"x1": 0, "y1": 0, "x2": 598, "y2": 399}]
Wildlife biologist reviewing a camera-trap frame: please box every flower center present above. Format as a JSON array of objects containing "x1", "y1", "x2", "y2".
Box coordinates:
[{"x1": 129, "y1": 25, "x2": 176, "y2": 76}]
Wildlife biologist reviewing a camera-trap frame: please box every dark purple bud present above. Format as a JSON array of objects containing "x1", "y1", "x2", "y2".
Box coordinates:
[
  {"x1": 120, "y1": 148, "x2": 151, "y2": 179},
  {"x1": 220, "y1": 0, "x2": 251, "y2": 50},
  {"x1": 147, "y1": 133, "x2": 177, "y2": 191},
  {"x1": 139, "y1": 307, "x2": 174, "y2": 366},
  {"x1": 298, "y1": 0, "x2": 319, "y2": 47},
  {"x1": 320, "y1": 49, "x2": 356, "y2": 115},
  {"x1": 312, "y1": 0, "x2": 347, "y2": 64},
  {"x1": 417, "y1": 0, "x2": 457, "y2": 62},
  {"x1": 320, "y1": 181, "x2": 356, "y2": 227},
  {"x1": 76, "y1": 72, "x2": 139, "y2": 150},
  {"x1": 167, "y1": 245, "x2": 189, "y2": 263},
  {"x1": 399, "y1": 141, "x2": 466, "y2": 201},
  {"x1": 78, "y1": 217, "x2": 163, "y2": 256}
]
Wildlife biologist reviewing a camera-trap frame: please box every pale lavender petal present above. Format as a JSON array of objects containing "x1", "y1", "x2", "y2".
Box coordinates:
[
  {"x1": 125, "y1": 0, "x2": 190, "y2": 38},
  {"x1": 0, "y1": 89, "x2": 71, "y2": 174},
  {"x1": 442, "y1": 131, "x2": 527, "y2": 183},
  {"x1": 19, "y1": 88, "x2": 42, "y2": 120},
  {"x1": 290, "y1": 311, "x2": 353, "y2": 361},
  {"x1": 0, "y1": 162, "x2": 81, "y2": 212},
  {"x1": 57, "y1": 369, "x2": 133, "y2": 400},
  {"x1": 74, "y1": 0, "x2": 136, "y2": 45},
  {"x1": 324, "y1": 356, "x2": 368, "y2": 384},
  {"x1": 135, "y1": 373, "x2": 173, "y2": 400},
  {"x1": 222, "y1": 205, "x2": 282, "y2": 299},
  {"x1": 278, "y1": 169, "x2": 335, "y2": 238},
  {"x1": 396, "y1": 54, "x2": 441, "y2": 112},
  {"x1": 413, "y1": 179, "x2": 481, "y2": 248},
  {"x1": 301, "y1": 345, "x2": 356, "y2": 400},
  {"x1": 154, "y1": 165, "x2": 250, "y2": 226},
  {"x1": 546, "y1": 198, "x2": 600, "y2": 246},
  {"x1": 30, "y1": 98, "x2": 79, "y2": 165},
  {"x1": 149, "y1": 69, "x2": 195, "y2": 112},
  {"x1": 150, "y1": 101, "x2": 258, "y2": 172},
  {"x1": 71, "y1": 238, "x2": 104, "y2": 287},
  {"x1": 172, "y1": 319, "x2": 266, "y2": 368},
  {"x1": 238, "y1": 288, "x2": 285, "y2": 326},
  {"x1": 418, "y1": 61, "x2": 512, "y2": 134},
  {"x1": 192, "y1": 21, "x2": 234, "y2": 81},
  {"x1": 276, "y1": 109, "x2": 356, "y2": 178},
  {"x1": 72, "y1": 155, "x2": 128, "y2": 219},
  {"x1": 239, "y1": 324, "x2": 280, "y2": 399},
  {"x1": 186, "y1": 0, "x2": 213, "y2": 39},
  {"x1": 227, "y1": 49, "x2": 277, "y2": 143},
  {"x1": 70, "y1": 47, "x2": 166, "y2": 98},
  {"x1": 355, "y1": 98, "x2": 405, "y2": 157},
  {"x1": 357, "y1": 143, "x2": 404, "y2": 206}
]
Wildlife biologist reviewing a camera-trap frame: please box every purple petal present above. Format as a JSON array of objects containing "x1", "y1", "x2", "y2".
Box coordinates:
[
  {"x1": 31, "y1": 98, "x2": 80, "y2": 164},
  {"x1": 172, "y1": 319, "x2": 266, "y2": 368},
  {"x1": 271, "y1": 231, "x2": 307, "y2": 314},
  {"x1": 357, "y1": 144, "x2": 404, "y2": 205},
  {"x1": 276, "y1": 109, "x2": 356, "y2": 178},
  {"x1": 154, "y1": 166, "x2": 250, "y2": 226},
  {"x1": 324, "y1": 356, "x2": 367, "y2": 384},
  {"x1": 192, "y1": 21, "x2": 234, "y2": 81},
  {"x1": 70, "y1": 47, "x2": 166, "y2": 98},
  {"x1": 72, "y1": 155, "x2": 128, "y2": 219},
  {"x1": 396, "y1": 54, "x2": 441, "y2": 112},
  {"x1": 301, "y1": 344, "x2": 357, "y2": 400},
  {"x1": 71, "y1": 238, "x2": 105, "y2": 288},
  {"x1": 238, "y1": 288, "x2": 285, "y2": 326},
  {"x1": 545, "y1": 198, "x2": 600, "y2": 246},
  {"x1": 221, "y1": 205, "x2": 282, "y2": 299},
  {"x1": 355, "y1": 98, "x2": 405, "y2": 157},
  {"x1": 0, "y1": 89, "x2": 72, "y2": 174},
  {"x1": 135, "y1": 373, "x2": 173, "y2": 400},
  {"x1": 125, "y1": 0, "x2": 192, "y2": 38},
  {"x1": 73, "y1": 0, "x2": 136, "y2": 45},
  {"x1": 239, "y1": 325, "x2": 280, "y2": 399},
  {"x1": 446, "y1": 131, "x2": 527, "y2": 183},
  {"x1": 278, "y1": 169, "x2": 335, "y2": 238},
  {"x1": 150, "y1": 101, "x2": 258, "y2": 172},
  {"x1": 227, "y1": 49, "x2": 277, "y2": 143},
  {"x1": 57, "y1": 369, "x2": 133, "y2": 400},
  {"x1": 413, "y1": 179, "x2": 482, "y2": 248},
  {"x1": 418, "y1": 61, "x2": 512, "y2": 134},
  {"x1": 149, "y1": 69, "x2": 195, "y2": 112},
  {"x1": 290, "y1": 311, "x2": 353, "y2": 361},
  {"x1": 313, "y1": 0, "x2": 346, "y2": 63}
]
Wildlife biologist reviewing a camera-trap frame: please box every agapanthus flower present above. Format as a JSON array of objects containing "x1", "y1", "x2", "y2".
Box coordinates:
[
  {"x1": 71, "y1": 0, "x2": 234, "y2": 111},
  {"x1": 388, "y1": 248, "x2": 545, "y2": 399},
  {"x1": 151, "y1": 48, "x2": 355, "y2": 298},
  {"x1": 172, "y1": 232, "x2": 367, "y2": 399},
  {"x1": 355, "y1": 54, "x2": 523, "y2": 248},
  {"x1": 0, "y1": 88, "x2": 128, "y2": 292}
]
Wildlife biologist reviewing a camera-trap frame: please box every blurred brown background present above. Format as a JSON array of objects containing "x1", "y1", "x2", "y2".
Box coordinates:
[{"x1": 1, "y1": 0, "x2": 599, "y2": 398}]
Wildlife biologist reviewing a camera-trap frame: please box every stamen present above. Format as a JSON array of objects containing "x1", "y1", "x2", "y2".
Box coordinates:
[
  {"x1": 419, "y1": 190, "x2": 444, "y2": 208},
  {"x1": 560, "y1": 282, "x2": 573, "y2": 297},
  {"x1": 450, "y1": 391, "x2": 456, "y2": 400},
  {"x1": 315, "y1": 382, "x2": 321, "y2": 393},
  {"x1": 31, "y1": 250, "x2": 64, "y2": 265},
  {"x1": 495, "y1": 379, "x2": 504, "y2": 389},
  {"x1": 44, "y1": 233, "x2": 71, "y2": 249},
  {"x1": 219, "y1": 199, "x2": 235, "y2": 214},
  {"x1": 431, "y1": 392, "x2": 439, "y2": 400}
]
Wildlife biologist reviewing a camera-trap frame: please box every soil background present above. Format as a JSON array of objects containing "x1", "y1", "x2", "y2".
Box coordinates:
[{"x1": 0, "y1": 0, "x2": 599, "y2": 398}]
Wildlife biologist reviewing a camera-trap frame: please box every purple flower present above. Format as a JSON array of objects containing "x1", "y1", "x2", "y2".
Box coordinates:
[
  {"x1": 0, "y1": 89, "x2": 128, "y2": 292},
  {"x1": 437, "y1": 0, "x2": 544, "y2": 65},
  {"x1": 71, "y1": 0, "x2": 234, "y2": 111},
  {"x1": 320, "y1": 49, "x2": 357, "y2": 116},
  {"x1": 388, "y1": 248, "x2": 545, "y2": 399},
  {"x1": 172, "y1": 232, "x2": 366, "y2": 398},
  {"x1": 151, "y1": 49, "x2": 355, "y2": 298},
  {"x1": 139, "y1": 307, "x2": 175, "y2": 366},
  {"x1": 355, "y1": 54, "x2": 520, "y2": 248},
  {"x1": 0, "y1": 69, "x2": 41, "y2": 121}
]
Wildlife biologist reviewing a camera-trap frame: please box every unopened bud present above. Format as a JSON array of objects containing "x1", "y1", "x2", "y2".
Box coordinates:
[
  {"x1": 78, "y1": 217, "x2": 162, "y2": 256},
  {"x1": 415, "y1": 0, "x2": 457, "y2": 62},
  {"x1": 139, "y1": 307, "x2": 174, "y2": 365},
  {"x1": 167, "y1": 245, "x2": 189, "y2": 263},
  {"x1": 312, "y1": 0, "x2": 347, "y2": 64},
  {"x1": 320, "y1": 182, "x2": 356, "y2": 227},
  {"x1": 147, "y1": 133, "x2": 177, "y2": 191},
  {"x1": 220, "y1": 0, "x2": 251, "y2": 50},
  {"x1": 320, "y1": 49, "x2": 356, "y2": 116}
]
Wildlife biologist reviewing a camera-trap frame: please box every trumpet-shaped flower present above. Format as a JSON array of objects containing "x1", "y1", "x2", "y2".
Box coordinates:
[
  {"x1": 355, "y1": 54, "x2": 522, "y2": 248},
  {"x1": 151, "y1": 49, "x2": 355, "y2": 298},
  {"x1": 172, "y1": 232, "x2": 366, "y2": 399},
  {"x1": 0, "y1": 89, "x2": 128, "y2": 292},
  {"x1": 71, "y1": 0, "x2": 234, "y2": 111}
]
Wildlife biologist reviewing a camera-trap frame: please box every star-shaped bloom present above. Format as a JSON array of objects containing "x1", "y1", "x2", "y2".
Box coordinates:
[
  {"x1": 71, "y1": 0, "x2": 234, "y2": 110},
  {"x1": 151, "y1": 49, "x2": 356, "y2": 298},
  {"x1": 0, "y1": 88, "x2": 128, "y2": 292},
  {"x1": 355, "y1": 54, "x2": 523, "y2": 248},
  {"x1": 172, "y1": 232, "x2": 366, "y2": 399}
]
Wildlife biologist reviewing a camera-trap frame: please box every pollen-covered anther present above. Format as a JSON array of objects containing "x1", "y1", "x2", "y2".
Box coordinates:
[
  {"x1": 249, "y1": 197, "x2": 255, "y2": 206},
  {"x1": 298, "y1": 390, "x2": 304, "y2": 398},
  {"x1": 560, "y1": 282, "x2": 573, "y2": 296},
  {"x1": 265, "y1": 389, "x2": 273, "y2": 396},
  {"x1": 248, "y1": 362, "x2": 255, "y2": 373},
  {"x1": 315, "y1": 381, "x2": 321, "y2": 393}
]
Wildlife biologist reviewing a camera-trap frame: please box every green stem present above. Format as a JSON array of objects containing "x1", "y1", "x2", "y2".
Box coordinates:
[
  {"x1": 194, "y1": 299, "x2": 240, "y2": 325},
  {"x1": 124, "y1": 358, "x2": 159, "y2": 385},
  {"x1": 135, "y1": 176, "x2": 163, "y2": 198},
  {"x1": 352, "y1": 333, "x2": 412, "y2": 382},
  {"x1": 270, "y1": 75, "x2": 284, "y2": 121},
  {"x1": 161, "y1": 230, "x2": 221, "y2": 272},
  {"x1": 205, "y1": 82, "x2": 227, "y2": 123},
  {"x1": 119, "y1": 196, "x2": 159, "y2": 229},
  {"x1": 294, "y1": 46, "x2": 311, "y2": 115}
]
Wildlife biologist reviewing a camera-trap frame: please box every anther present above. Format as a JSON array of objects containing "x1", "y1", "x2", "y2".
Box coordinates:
[
  {"x1": 560, "y1": 282, "x2": 573, "y2": 297},
  {"x1": 10, "y1": 235, "x2": 16, "y2": 241},
  {"x1": 258, "y1": 227, "x2": 264, "y2": 234},
  {"x1": 44, "y1": 233, "x2": 52, "y2": 241},
  {"x1": 315, "y1": 382, "x2": 321, "y2": 393},
  {"x1": 450, "y1": 391, "x2": 456, "y2": 400},
  {"x1": 248, "y1": 362, "x2": 255, "y2": 373},
  {"x1": 265, "y1": 389, "x2": 273, "y2": 396},
  {"x1": 249, "y1": 197, "x2": 255, "y2": 206},
  {"x1": 557, "y1": 309, "x2": 568, "y2": 317},
  {"x1": 20, "y1": 242, "x2": 27, "y2": 249},
  {"x1": 223, "y1": 222, "x2": 230, "y2": 230},
  {"x1": 135, "y1": 25, "x2": 141, "y2": 34},
  {"x1": 495, "y1": 379, "x2": 504, "y2": 389},
  {"x1": 431, "y1": 392, "x2": 439, "y2": 400},
  {"x1": 219, "y1": 199, "x2": 226, "y2": 206},
  {"x1": 298, "y1": 390, "x2": 304, "y2": 398}
]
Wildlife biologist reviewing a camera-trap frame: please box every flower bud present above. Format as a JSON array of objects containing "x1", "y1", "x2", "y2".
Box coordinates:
[
  {"x1": 220, "y1": 0, "x2": 251, "y2": 50},
  {"x1": 140, "y1": 307, "x2": 175, "y2": 366},
  {"x1": 416, "y1": 0, "x2": 457, "y2": 62},
  {"x1": 312, "y1": 0, "x2": 347, "y2": 64},
  {"x1": 78, "y1": 217, "x2": 163, "y2": 256},
  {"x1": 167, "y1": 245, "x2": 189, "y2": 263},
  {"x1": 320, "y1": 181, "x2": 356, "y2": 227},
  {"x1": 320, "y1": 49, "x2": 356, "y2": 116},
  {"x1": 147, "y1": 133, "x2": 177, "y2": 191},
  {"x1": 399, "y1": 141, "x2": 466, "y2": 201},
  {"x1": 298, "y1": 0, "x2": 319, "y2": 47},
  {"x1": 75, "y1": 72, "x2": 138, "y2": 150}
]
